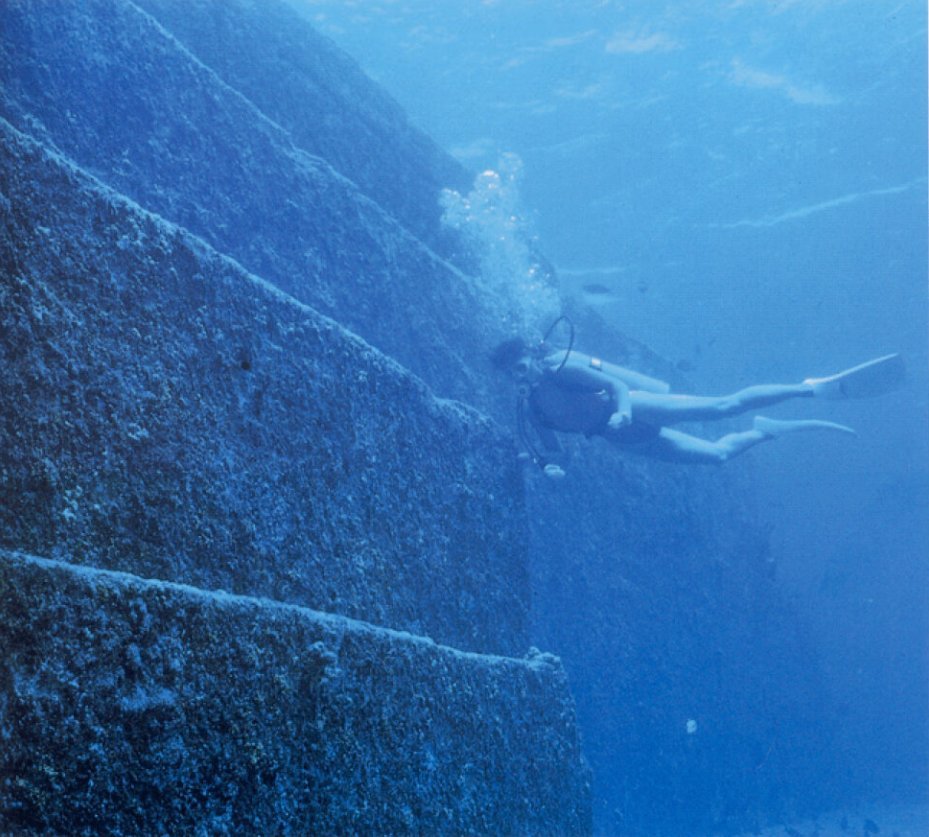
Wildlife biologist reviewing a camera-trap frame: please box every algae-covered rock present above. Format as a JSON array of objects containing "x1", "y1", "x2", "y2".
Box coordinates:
[
  {"x1": 0, "y1": 121, "x2": 528, "y2": 655},
  {"x1": 0, "y1": 0, "x2": 499, "y2": 404},
  {"x1": 0, "y1": 549, "x2": 592, "y2": 835}
]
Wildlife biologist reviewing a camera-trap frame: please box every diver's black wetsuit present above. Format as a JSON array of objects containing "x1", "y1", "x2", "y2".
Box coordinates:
[{"x1": 524, "y1": 366, "x2": 660, "y2": 454}]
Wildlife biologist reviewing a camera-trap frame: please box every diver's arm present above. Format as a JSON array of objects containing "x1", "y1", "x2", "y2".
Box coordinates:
[
  {"x1": 549, "y1": 361, "x2": 631, "y2": 427},
  {"x1": 545, "y1": 350, "x2": 670, "y2": 394},
  {"x1": 609, "y1": 383, "x2": 632, "y2": 429}
]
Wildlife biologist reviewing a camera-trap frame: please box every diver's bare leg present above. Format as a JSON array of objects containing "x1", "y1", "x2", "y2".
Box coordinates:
[
  {"x1": 625, "y1": 427, "x2": 771, "y2": 464},
  {"x1": 619, "y1": 418, "x2": 856, "y2": 464},
  {"x1": 628, "y1": 353, "x2": 905, "y2": 426},
  {"x1": 629, "y1": 383, "x2": 813, "y2": 427}
]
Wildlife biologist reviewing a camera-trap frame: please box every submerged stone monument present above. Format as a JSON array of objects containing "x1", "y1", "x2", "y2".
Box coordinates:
[{"x1": 1, "y1": 0, "x2": 590, "y2": 831}]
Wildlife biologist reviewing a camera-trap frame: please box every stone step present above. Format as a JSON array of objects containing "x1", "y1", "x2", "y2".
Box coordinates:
[
  {"x1": 0, "y1": 548, "x2": 592, "y2": 834},
  {"x1": 132, "y1": 0, "x2": 472, "y2": 260},
  {"x1": 1, "y1": 120, "x2": 528, "y2": 656},
  {"x1": 0, "y1": 0, "x2": 499, "y2": 404}
]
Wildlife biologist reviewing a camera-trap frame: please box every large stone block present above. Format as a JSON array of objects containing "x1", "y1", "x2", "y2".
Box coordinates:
[
  {"x1": 132, "y1": 0, "x2": 471, "y2": 261},
  {"x1": 0, "y1": 549, "x2": 592, "y2": 835},
  {"x1": 0, "y1": 0, "x2": 499, "y2": 403},
  {"x1": 0, "y1": 121, "x2": 528, "y2": 655}
]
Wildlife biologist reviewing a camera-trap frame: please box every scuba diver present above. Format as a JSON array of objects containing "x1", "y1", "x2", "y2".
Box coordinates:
[{"x1": 492, "y1": 319, "x2": 905, "y2": 477}]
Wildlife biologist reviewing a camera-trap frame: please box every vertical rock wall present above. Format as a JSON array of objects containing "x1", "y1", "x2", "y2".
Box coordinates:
[
  {"x1": 526, "y1": 310, "x2": 832, "y2": 834},
  {"x1": 1, "y1": 549, "x2": 591, "y2": 835}
]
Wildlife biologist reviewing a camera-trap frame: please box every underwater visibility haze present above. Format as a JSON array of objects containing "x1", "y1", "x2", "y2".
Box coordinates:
[
  {"x1": 307, "y1": 0, "x2": 929, "y2": 825},
  {"x1": 1, "y1": 0, "x2": 926, "y2": 835}
]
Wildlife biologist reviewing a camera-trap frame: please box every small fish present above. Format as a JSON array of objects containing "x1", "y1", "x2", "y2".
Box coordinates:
[{"x1": 581, "y1": 282, "x2": 613, "y2": 296}]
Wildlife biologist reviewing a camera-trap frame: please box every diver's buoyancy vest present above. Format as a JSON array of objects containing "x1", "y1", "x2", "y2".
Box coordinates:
[{"x1": 528, "y1": 369, "x2": 615, "y2": 436}]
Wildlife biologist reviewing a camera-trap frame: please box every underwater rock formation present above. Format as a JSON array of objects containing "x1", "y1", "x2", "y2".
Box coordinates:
[
  {"x1": 529, "y1": 446, "x2": 829, "y2": 834},
  {"x1": 1, "y1": 121, "x2": 528, "y2": 656},
  {"x1": 0, "y1": 0, "x2": 495, "y2": 404},
  {"x1": 1, "y1": 0, "x2": 832, "y2": 834},
  {"x1": 0, "y1": 549, "x2": 589, "y2": 834},
  {"x1": 132, "y1": 0, "x2": 472, "y2": 261},
  {"x1": 1, "y1": 0, "x2": 591, "y2": 830}
]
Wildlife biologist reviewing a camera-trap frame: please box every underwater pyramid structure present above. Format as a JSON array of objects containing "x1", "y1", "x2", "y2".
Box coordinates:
[
  {"x1": 2, "y1": 0, "x2": 832, "y2": 834},
  {"x1": 1, "y1": 0, "x2": 589, "y2": 831}
]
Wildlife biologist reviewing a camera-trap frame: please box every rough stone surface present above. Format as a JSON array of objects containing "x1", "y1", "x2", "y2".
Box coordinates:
[
  {"x1": 133, "y1": 0, "x2": 472, "y2": 261},
  {"x1": 0, "y1": 121, "x2": 529, "y2": 656},
  {"x1": 0, "y1": 0, "x2": 497, "y2": 404},
  {"x1": 0, "y1": 549, "x2": 592, "y2": 836}
]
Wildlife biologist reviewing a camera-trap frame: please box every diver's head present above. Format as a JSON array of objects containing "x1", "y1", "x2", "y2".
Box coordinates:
[
  {"x1": 491, "y1": 337, "x2": 530, "y2": 371},
  {"x1": 490, "y1": 337, "x2": 541, "y2": 394}
]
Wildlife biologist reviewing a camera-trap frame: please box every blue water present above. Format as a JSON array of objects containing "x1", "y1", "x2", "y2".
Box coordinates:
[{"x1": 301, "y1": 0, "x2": 929, "y2": 831}]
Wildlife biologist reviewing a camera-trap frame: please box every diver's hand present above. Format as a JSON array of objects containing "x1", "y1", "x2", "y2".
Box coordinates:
[
  {"x1": 607, "y1": 409, "x2": 632, "y2": 431},
  {"x1": 543, "y1": 464, "x2": 566, "y2": 480}
]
